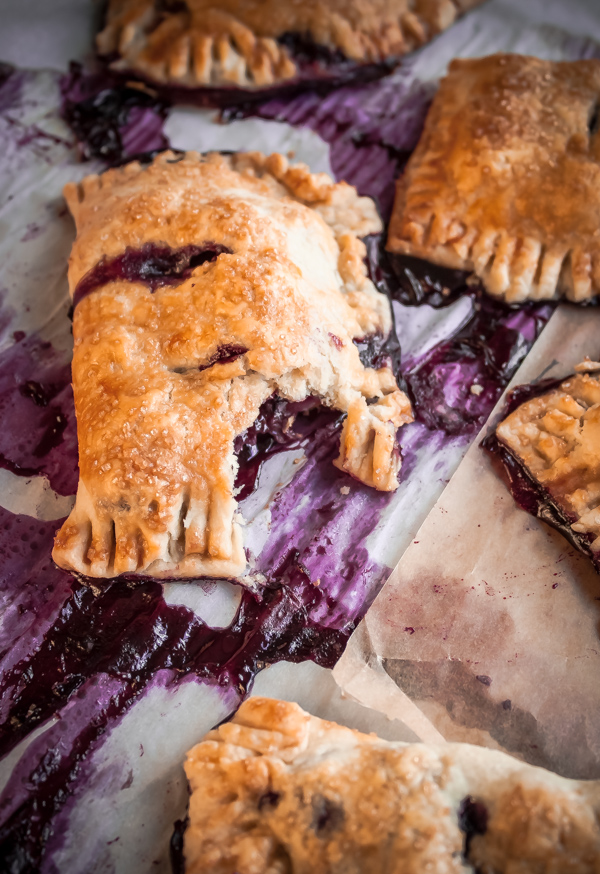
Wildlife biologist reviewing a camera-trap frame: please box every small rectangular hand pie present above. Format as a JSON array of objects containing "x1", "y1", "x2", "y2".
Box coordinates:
[
  {"x1": 97, "y1": 0, "x2": 483, "y2": 96},
  {"x1": 52, "y1": 150, "x2": 412, "y2": 580},
  {"x1": 387, "y1": 54, "x2": 600, "y2": 304},
  {"x1": 490, "y1": 360, "x2": 600, "y2": 572},
  {"x1": 183, "y1": 696, "x2": 600, "y2": 873}
]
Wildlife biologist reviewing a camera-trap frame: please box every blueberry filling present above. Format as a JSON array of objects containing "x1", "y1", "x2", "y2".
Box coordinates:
[
  {"x1": 0, "y1": 512, "x2": 356, "y2": 868},
  {"x1": 61, "y1": 62, "x2": 169, "y2": 165},
  {"x1": 403, "y1": 294, "x2": 550, "y2": 437},
  {"x1": 234, "y1": 396, "x2": 337, "y2": 501},
  {"x1": 278, "y1": 32, "x2": 354, "y2": 72},
  {"x1": 72, "y1": 242, "x2": 231, "y2": 306},
  {"x1": 169, "y1": 815, "x2": 189, "y2": 874},
  {"x1": 196, "y1": 344, "x2": 248, "y2": 373},
  {"x1": 458, "y1": 796, "x2": 488, "y2": 858},
  {"x1": 380, "y1": 252, "x2": 474, "y2": 309},
  {"x1": 354, "y1": 332, "x2": 402, "y2": 376},
  {"x1": 311, "y1": 795, "x2": 345, "y2": 833}
]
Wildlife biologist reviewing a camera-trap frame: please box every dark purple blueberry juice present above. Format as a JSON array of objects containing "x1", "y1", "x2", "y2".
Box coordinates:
[{"x1": 72, "y1": 242, "x2": 231, "y2": 306}]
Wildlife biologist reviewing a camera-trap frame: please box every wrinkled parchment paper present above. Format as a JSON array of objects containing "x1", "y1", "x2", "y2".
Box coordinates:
[
  {"x1": 2, "y1": 1, "x2": 600, "y2": 870},
  {"x1": 336, "y1": 305, "x2": 600, "y2": 780}
]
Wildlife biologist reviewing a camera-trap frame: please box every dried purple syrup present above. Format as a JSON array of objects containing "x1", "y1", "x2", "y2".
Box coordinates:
[
  {"x1": 60, "y1": 62, "x2": 169, "y2": 165},
  {"x1": 225, "y1": 75, "x2": 433, "y2": 218},
  {"x1": 381, "y1": 252, "x2": 473, "y2": 308},
  {"x1": 0, "y1": 336, "x2": 77, "y2": 496},
  {"x1": 169, "y1": 815, "x2": 188, "y2": 874},
  {"x1": 0, "y1": 517, "x2": 360, "y2": 868},
  {"x1": 400, "y1": 293, "x2": 552, "y2": 437},
  {"x1": 72, "y1": 241, "x2": 231, "y2": 306}
]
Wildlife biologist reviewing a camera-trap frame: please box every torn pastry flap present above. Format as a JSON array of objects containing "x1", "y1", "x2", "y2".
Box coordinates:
[
  {"x1": 387, "y1": 54, "x2": 600, "y2": 304},
  {"x1": 97, "y1": 0, "x2": 484, "y2": 94},
  {"x1": 183, "y1": 697, "x2": 600, "y2": 873},
  {"x1": 53, "y1": 150, "x2": 413, "y2": 581},
  {"x1": 491, "y1": 364, "x2": 600, "y2": 568}
]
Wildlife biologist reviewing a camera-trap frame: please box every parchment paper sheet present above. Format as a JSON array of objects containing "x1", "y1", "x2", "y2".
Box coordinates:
[
  {"x1": 2, "y1": 2, "x2": 600, "y2": 871},
  {"x1": 336, "y1": 306, "x2": 600, "y2": 779}
]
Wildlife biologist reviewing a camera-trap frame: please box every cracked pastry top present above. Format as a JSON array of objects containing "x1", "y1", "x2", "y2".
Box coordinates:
[
  {"x1": 387, "y1": 54, "x2": 600, "y2": 304},
  {"x1": 495, "y1": 361, "x2": 600, "y2": 555},
  {"x1": 183, "y1": 696, "x2": 600, "y2": 873},
  {"x1": 97, "y1": 0, "x2": 483, "y2": 93},
  {"x1": 52, "y1": 150, "x2": 412, "y2": 581}
]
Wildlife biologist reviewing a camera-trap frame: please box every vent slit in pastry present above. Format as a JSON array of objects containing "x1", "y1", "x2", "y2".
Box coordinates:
[
  {"x1": 53, "y1": 150, "x2": 413, "y2": 580},
  {"x1": 72, "y1": 241, "x2": 231, "y2": 305}
]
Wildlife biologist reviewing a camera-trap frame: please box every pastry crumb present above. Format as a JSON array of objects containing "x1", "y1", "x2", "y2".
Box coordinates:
[{"x1": 340, "y1": 485, "x2": 350, "y2": 495}]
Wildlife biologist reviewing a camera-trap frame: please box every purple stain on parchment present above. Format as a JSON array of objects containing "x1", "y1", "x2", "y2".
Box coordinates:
[
  {"x1": 60, "y1": 62, "x2": 169, "y2": 166},
  {"x1": 0, "y1": 670, "x2": 130, "y2": 871},
  {"x1": 0, "y1": 334, "x2": 78, "y2": 496},
  {"x1": 0, "y1": 509, "x2": 73, "y2": 683},
  {"x1": 255, "y1": 417, "x2": 394, "y2": 627},
  {"x1": 19, "y1": 223, "x2": 43, "y2": 243},
  {"x1": 0, "y1": 406, "x2": 389, "y2": 869},
  {"x1": 400, "y1": 294, "x2": 552, "y2": 437}
]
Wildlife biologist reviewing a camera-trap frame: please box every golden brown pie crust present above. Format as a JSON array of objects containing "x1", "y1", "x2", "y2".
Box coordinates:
[
  {"x1": 97, "y1": 0, "x2": 483, "y2": 90},
  {"x1": 496, "y1": 362, "x2": 600, "y2": 550},
  {"x1": 184, "y1": 697, "x2": 600, "y2": 873},
  {"x1": 387, "y1": 54, "x2": 600, "y2": 303},
  {"x1": 52, "y1": 151, "x2": 412, "y2": 580}
]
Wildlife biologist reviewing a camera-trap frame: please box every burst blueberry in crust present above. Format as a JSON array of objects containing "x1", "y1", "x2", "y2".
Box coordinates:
[
  {"x1": 387, "y1": 54, "x2": 600, "y2": 304},
  {"x1": 52, "y1": 150, "x2": 413, "y2": 580},
  {"x1": 490, "y1": 360, "x2": 600, "y2": 571},
  {"x1": 183, "y1": 697, "x2": 600, "y2": 873},
  {"x1": 97, "y1": 0, "x2": 483, "y2": 101}
]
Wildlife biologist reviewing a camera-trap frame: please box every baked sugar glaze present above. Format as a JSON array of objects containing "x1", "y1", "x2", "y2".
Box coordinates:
[{"x1": 2, "y1": 63, "x2": 554, "y2": 872}]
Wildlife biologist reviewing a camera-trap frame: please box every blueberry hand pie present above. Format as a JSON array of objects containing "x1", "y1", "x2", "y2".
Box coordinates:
[
  {"x1": 97, "y1": 0, "x2": 483, "y2": 98},
  {"x1": 489, "y1": 360, "x2": 600, "y2": 572},
  {"x1": 387, "y1": 54, "x2": 600, "y2": 304},
  {"x1": 52, "y1": 151, "x2": 412, "y2": 580},
  {"x1": 183, "y1": 696, "x2": 600, "y2": 873}
]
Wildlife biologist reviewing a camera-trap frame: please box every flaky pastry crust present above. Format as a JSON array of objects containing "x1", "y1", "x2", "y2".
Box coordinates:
[
  {"x1": 496, "y1": 363, "x2": 600, "y2": 552},
  {"x1": 184, "y1": 696, "x2": 600, "y2": 873},
  {"x1": 97, "y1": 0, "x2": 483, "y2": 90},
  {"x1": 387, "y1": 54, "x2": 600, "y2": 303},
  {"x1": 52, "y1": 151, "x2": 412, "y2": 580}
]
